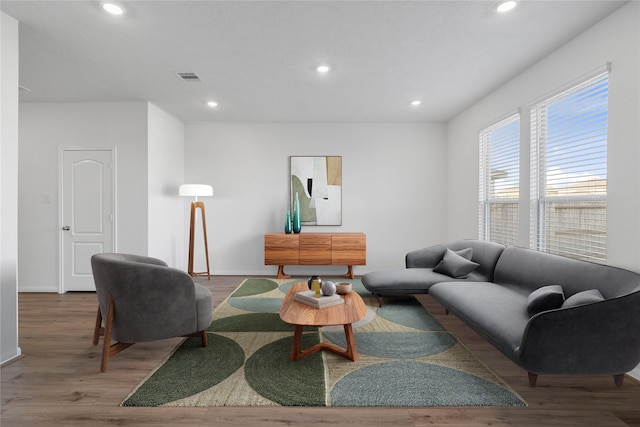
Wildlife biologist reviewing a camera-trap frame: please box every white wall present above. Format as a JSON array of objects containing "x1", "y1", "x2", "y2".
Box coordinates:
[
  {"x1": 446, "y1": 1, "x2": 640, "y2": 271},
  {"x1": 185, "y1": 122, "x2": 447, "y2": 276},
  {"x1": 147, "y1": 103, "x2": 186, "y2": 268},
  {"x1": 1, "y1": 11, "x2": 22, "y2": 364},
  {"x1": 18, "y1": 102, "x2": 150, "y2": 292}
]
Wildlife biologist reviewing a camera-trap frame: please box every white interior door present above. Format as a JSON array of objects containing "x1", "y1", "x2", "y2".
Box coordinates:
[{"x1": 61, "y1": 149, "x2": 114, "y2": 292}]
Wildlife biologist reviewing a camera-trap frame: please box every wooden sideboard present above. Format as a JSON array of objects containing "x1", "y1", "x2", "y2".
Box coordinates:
[{"x1": 264, "y1": 232, "x2": 366, "y2": 279}]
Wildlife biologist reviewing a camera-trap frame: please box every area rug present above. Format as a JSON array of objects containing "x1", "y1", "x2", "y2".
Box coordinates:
[{"x1": 122, "y1": 278, "x2": 526, "y2": 407}]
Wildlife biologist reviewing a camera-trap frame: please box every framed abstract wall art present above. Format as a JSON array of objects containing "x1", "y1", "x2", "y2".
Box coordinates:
[{"x1": 290, "y1": 156, "x2": 342, "y2": 226}]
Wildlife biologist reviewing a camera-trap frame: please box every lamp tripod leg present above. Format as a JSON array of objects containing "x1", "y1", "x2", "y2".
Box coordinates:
[
  {"x1": 188, "y1": 202, "x2": 197, "y2": 277},
  {"x1": 201, "y1": 202, "x2": 211, "y2": 280},
  {"x1": 188, "y1": 201, "x2": 210, "y2": 280}
]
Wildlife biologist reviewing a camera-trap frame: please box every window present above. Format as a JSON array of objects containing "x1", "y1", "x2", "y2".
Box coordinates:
[
  {"x1": 530, "y1": 71, "x2": 609, "y2": 263},
  {"x1": 479, "y1": 113, "x2": 520, "y2": 246}
]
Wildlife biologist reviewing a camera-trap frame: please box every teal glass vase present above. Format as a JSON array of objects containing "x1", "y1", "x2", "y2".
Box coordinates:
[
  {"x1": 284, "y1": 209, "x2": 292, "y2": 234},
  {"x1": 293, "y1": 192, "x2": 302, "y2": 233}
]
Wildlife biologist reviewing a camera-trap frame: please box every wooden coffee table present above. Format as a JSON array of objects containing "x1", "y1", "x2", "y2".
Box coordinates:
[{"x1": 280, "y1": 282, "x2": 368, "y2": 362}]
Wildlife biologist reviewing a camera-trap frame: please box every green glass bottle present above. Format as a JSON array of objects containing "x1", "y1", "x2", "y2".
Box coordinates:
[
  {"x1": 293, "y1": 192, "x2": 301, "y2": 233},
  {"x1": 284, "y1": 209, "x2": 292, "y2": 234}
]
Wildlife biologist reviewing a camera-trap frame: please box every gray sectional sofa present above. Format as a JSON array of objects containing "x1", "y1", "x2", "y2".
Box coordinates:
[{"x1": 361, "y1": 239, "x2": 640, "y2": 386}]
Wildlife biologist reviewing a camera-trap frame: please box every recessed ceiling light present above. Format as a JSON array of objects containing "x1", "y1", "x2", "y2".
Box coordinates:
[
  {"x1": 411, "y1": 100, "x2": 422, "y2": 106},
  {"x1": 207, "y1": 101, "x2": 218, "y2": 108},
  {"x1": 317, "y1": 65, "x2": 331, "y2": 73},
  {"x1": 496, "y1": 1, "x2": 517, "y2": 13},
  {"x1": 102, "y1": 2, "x2": 125, "y2": 15}
]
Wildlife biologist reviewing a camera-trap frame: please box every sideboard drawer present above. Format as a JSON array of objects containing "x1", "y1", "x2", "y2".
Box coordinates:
[
  {"x1": 300, "y1": 234, "x2": 332, "y2": 265},
  {"x1": 264, "y1": 233, "x2": 299, "y2": 265},
  {"x1": 332, "y1": 234, "x2": 366, "y2": 265}
]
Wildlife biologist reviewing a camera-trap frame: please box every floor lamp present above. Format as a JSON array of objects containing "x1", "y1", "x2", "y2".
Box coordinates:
[{"x1": 179, "y1": 184, "x2": 213, "y2": 280}]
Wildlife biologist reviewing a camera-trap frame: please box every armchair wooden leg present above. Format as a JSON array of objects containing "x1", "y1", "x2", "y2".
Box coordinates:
[
  {"x1": 100, "y1": 297, "x2": 133, "y2": 372},
  {"x1": 528, "y1": 372, "x2": 538, "y2": 387},
  {"x1": 100, "y1": 298, "x2": 115, "y2": 371},
  {"x1": 100, "y1": 298, "x2": 117, "y2": 372},
  {"x1": 93, "y1": 306, "x2": 102, "y2": 345}
]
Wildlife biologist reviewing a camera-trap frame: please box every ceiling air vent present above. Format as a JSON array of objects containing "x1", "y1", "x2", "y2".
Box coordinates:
[{"x1": 176, "y1": 72, "x2": 201, "y2": 82}]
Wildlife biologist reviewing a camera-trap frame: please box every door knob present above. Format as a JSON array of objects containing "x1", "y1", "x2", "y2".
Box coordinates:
[{"x1": 62, "y1": 226, "x2": 70, "y2": 231}]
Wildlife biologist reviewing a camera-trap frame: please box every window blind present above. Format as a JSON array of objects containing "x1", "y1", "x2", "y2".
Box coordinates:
[
  {"x1": 479, "y1": 113, "x2": 520, "y2": 246},
  {"x1": 530, "y1": 71, "x2": 608, "y2": 263}
]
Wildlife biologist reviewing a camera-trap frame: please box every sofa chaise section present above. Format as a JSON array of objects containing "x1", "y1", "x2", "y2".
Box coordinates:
[{"x1": 362, "y1": 239, "x2": 506, "y2": 306}]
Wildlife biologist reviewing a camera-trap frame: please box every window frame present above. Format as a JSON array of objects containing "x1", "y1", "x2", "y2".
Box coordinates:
[
  {"x1": 478, "y1": 112, "x2": 521, "y2": 246},
  {"x1": 529, "y1": 70, "x2": 609, "y2": 263}
]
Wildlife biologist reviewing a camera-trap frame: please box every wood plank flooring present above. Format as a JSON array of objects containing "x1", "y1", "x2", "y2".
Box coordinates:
[{"x1": 2, "y1": 275, "x2": 639, "y2": 426}]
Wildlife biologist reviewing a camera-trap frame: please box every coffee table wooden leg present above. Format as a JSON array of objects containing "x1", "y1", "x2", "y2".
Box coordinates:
[
  {"x1": 291, "y1": 326, "x2": 326, "y2": 361},
  {"x1": 290, "y1": 325, "x2": 305, "y2": 361},
  {"x1": 290, "y1": 323, "x2": 358, "y2": 362},
  {"x1": 343, "y1": 323, "x2": 357, "y2": 362}
]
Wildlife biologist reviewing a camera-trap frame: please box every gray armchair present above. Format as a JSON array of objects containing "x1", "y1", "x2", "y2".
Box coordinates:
[{"x1": 91, "y1": 253, "x2": 213, "y2": 371}]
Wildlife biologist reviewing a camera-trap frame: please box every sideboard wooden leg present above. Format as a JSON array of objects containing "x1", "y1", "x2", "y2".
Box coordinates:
[
  {"x1": 277, "y1": 265, "x2": 290, "y2": 279},
  {"x1": 343, "y1": 265, "x2": 355, "y2": 279}
]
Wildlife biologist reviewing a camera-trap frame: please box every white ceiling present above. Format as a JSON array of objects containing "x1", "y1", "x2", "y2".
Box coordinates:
[{"x1": 1, "y1": 0, "x2": 627, "y2": 122}]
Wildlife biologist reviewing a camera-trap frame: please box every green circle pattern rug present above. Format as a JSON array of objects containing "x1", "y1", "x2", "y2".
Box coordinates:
[
  {"x1": 122, "y1": 334, "x2": 244, "y2": 406},
  {"x1": 121, "y1": 278, "x2": 526, "y2": 407}
]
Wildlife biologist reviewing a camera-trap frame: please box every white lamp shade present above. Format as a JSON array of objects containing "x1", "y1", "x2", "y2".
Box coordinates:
[{"x1": 179, "y1": 184, "x2": 213, "y2": 197}]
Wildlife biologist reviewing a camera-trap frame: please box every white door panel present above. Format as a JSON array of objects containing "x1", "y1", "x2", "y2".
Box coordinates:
[{"x1": 61, "y1": 149, "x2": 114, "y2": 292}]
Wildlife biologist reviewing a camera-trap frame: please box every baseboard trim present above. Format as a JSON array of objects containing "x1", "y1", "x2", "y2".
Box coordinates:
[
  {"x1": 0, "y1": 349, "x2": 23, "y2": 366},
  {"x1": 18, "y1": 288, "x2": 60, "y2": 293}
]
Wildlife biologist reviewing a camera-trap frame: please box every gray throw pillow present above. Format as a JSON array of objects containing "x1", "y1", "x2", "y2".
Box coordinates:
[
  {"x1": 454, "y1": 247, "x2": 473, "y2": 260},
  {"x1": 527, "y1": 285, "x2": 565, "y2": 316},
  {"x1": 561, "y1": 289, "x2": 605, "y2": 308},
  {"x1": 433, "y1": 248, "x2": 479, "y2": 279}
]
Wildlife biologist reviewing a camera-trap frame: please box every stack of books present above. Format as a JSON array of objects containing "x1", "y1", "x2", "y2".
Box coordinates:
[{"x1": 294, "y1": 290, "x2": 344, "y2": 309}]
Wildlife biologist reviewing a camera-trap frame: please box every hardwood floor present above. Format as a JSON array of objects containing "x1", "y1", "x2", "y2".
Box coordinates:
[{"x1": 2, "y1": 275, "x2": 639, "y2": 426}]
